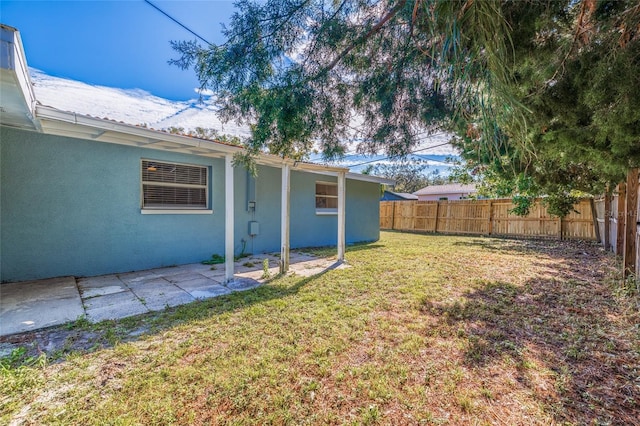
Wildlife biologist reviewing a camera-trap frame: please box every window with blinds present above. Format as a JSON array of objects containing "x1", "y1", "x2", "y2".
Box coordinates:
[
  {"x1": 141, "y1": 160, "x2": 208, "y2": 209},
  {"x1": 315, "y1": 181, "x2": 338, "y2": 214}
]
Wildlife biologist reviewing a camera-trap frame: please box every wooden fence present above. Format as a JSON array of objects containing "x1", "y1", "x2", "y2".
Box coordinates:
[
  {"x1": 593, "y1": 169, "x2": 640, "y2": 278},
  {"x1": 380, "y1": 198, "x2": 596, "y2": 240},
  {"x1": 381, "y1": 168, "x2": 640, "y2": 280}
]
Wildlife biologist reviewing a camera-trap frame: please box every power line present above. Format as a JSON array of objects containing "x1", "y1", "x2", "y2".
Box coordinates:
[
  {"x1": 407, "y1": 155, "x2": 453, "y2": 166},
  {"x1": 336, "y1": 131, "x2": 450, "y2": 160},
  {"x1": 144, "y1": 0, "x2": 212, "y2": 45},
  {"x1": 346, "y1": 141, "x2": 454, "y2": 167}
]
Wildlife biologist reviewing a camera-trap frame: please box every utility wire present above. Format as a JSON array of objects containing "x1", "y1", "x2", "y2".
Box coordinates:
[
  {"x1": 336, "y1": 131, "x2": 450, "y2": 160},
  {"x1": 346, "y1": 141, "x2": 454, "y2": 167},
  {"x1": 144, "y1": 0, "x2": 213, "y2": 45}
]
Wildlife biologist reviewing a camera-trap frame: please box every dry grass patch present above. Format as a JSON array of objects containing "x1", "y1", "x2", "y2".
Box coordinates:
[{"x1": 1, "y1": 232, "x2": 638, "y2": 425}]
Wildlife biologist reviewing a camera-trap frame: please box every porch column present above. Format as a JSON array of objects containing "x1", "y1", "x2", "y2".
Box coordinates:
[
  {"x1": 225, "y1": 153, "x2": 234, "y2": 282},
  {"x1": 280, "y1": 163, "x2": 291, "y2": 273},
  {"x1": 337, "y1": 171, "x2": 346, "y2": 262}
]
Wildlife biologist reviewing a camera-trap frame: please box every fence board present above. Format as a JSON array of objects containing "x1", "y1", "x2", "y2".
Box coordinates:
[{"x1": 380, "y1": 198, "x2": 596, "y2": 240}]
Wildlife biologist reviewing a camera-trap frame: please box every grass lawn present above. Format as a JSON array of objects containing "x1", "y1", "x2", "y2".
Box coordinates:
[{"x1": 1, "y1": 231, "x2": 639, "y2": 425}]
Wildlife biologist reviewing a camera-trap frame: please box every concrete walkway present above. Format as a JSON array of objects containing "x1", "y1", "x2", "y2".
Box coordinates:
[{"x1": 0, "y1": 252, "x2": 347, "y2": 337}]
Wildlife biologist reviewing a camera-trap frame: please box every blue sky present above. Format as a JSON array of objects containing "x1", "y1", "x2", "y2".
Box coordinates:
[{"x1": 1, "y1": 0, "x2": 235, "y2": 100}]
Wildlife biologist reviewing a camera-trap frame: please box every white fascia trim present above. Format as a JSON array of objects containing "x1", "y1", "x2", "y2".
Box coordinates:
[
  {"x1": 141, "y1": 209, "x2": 213, "y2": 215},
  {"x1": 36, "y1": 105, "x2": 242, "y2": 154},
  {"x1": 7, "y1": 26, "x2": 37, "y2": 115},
  {"x1": 295, "y1": 162, "x2": 348, "y2": 173},
  {"x1": 346, "y1": 172, "x2": 395, "y2": 185}
]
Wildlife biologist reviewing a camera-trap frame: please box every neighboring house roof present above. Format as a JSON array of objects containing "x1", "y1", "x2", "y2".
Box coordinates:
[
  {"x1": 413, "y1": 183, "x2": 477, "y2": 196},
  {"x1": 0, "y1": 24, "x2": 394, "y2": 186},
  {"x1": 381, "y1": 191, "x2": 419, "y2": 201},
  {"x1": 394, "y1": 192, "x2": 418, "y2": 199}
]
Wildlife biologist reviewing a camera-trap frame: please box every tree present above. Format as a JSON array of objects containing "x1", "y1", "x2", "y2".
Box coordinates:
[
  {"x1": 450, "y1": 0, "x2": 640, "y2": 214},
  {"x1": 172, "y1": 0, "x2": 640, "y2": 201},
  {"x1": 370, "y1": 159, "x2": 428, "y2": 193},
  {"x1": 367, "y1": 160, "x2": 459, "y2": 193},
  {"x1": 171, "y1": 0, "x2": 508, "y2": 158}
]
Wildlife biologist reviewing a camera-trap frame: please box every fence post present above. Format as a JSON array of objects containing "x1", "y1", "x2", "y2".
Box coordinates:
[
  {"x1": 604, "y1": 191, "x2": 611, "y2": 250},
  {"x1": 590, "y1": 198, "x2": 601, "y2": 243},
  {"x1": 391, "y1": 201, "x2": 397, "y2": 230},
  {"x1": 616, "y1": 183, "x2": 626, "y2": 256},
  {"x1": 412, "y1": 201, "x2": 417, "y2": 231},
  {"x1": 558, "y1": 216, "x2": 564, "y2": 240},
  {"x1": 434, "y1": 201, "x2": 440, "y2": 233},
  {"x1": 623, "y1": 168, "x2": 639, "y2": 278},
  {"x1": 487, "y1": 200, "x2": 493, "y2": 235},
  {"x1": 391, "y1": 201, "x2": 396, "y2": 231}
]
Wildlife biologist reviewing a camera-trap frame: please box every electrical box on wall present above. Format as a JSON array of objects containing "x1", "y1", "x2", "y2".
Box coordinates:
[{"x1": 249, "y1": 221, "x2": 260, "y2": 236}]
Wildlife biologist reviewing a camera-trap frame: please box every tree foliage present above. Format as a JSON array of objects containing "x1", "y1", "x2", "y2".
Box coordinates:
[
  {"x1": 171, "y1": 0, "x2": 511, "y2": 160},
  {"x1": 363, "y1": 159, "x2": 448, "y2": 193},
  {"x1": 172, "y1": 0, "x2": 640, "y2": 205},
  {"x1": 451, "y1": 0, "x2": 640, "y2": 200}
]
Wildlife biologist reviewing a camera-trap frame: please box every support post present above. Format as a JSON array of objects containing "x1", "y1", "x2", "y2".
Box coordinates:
[
  {"x1": 603, "y1": 190, "x2": 611, "y2": 251},
  {"x1": 590, "y1": 198, "x2": 601, "y2": 243},
  {"x1": 434, "y1": 201, "x2": 440, "y2": 233},
  {"x1": 337, "y1": 171, "x2": 346, "y2": 262},
  {"x1": 623, "y1": 168, "x2": 639, "y2": 278},
  {"x1": 487, "y1": 200, "x2": 493, "y2": 235},
  {"x1": 616, "y1": 183, "x2": 626, "y2": 256},
  {"x1": 224, "y1": 154, "x2": 234, "y2": 283},
  {"x1": 558, "y1": 216, "x2": 564, "y2": 240},
  {"x1": 280, "y1": 164, "x2": 290, "y2": 274},
  {"x1": 390, "y1": 201, "x2": 396, "y2": 230}
]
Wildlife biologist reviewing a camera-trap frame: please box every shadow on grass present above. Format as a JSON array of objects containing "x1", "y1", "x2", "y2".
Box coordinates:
[
  {"x1": 421, "y1": 272, "x2": 639, "y2": 425},
  {"x1": 452, "y1": 236, "x2": 604, "y2": 257},
  {"x1": 300, "y1": 242, "x2": 385, "y2": 257}
]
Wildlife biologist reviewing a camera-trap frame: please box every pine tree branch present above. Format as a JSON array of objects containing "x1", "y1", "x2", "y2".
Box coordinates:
[{"x1": 318, "y1": 0, "x2": 408, "y2": 77}]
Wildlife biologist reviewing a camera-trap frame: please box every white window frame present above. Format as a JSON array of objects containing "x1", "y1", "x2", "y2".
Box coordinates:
[
  {"x1": 140, "y1": 159, "x2": 212, "y2": 215},
  {"x1": 315, "y1": 181, "x2": 338, "y2": 215}
]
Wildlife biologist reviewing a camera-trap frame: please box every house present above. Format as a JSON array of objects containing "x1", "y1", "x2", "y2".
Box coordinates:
[
  {"x1": 0, "y1": 24, "x2": 393, "y2": 283},
  {"x1": 380, "y1": 190, "x2": 418, "y2": 201},
  {"x1": 413, "y1": 183, "x2": 477, "y2": 201}
]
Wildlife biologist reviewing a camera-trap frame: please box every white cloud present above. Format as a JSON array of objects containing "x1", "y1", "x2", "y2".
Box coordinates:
[{"x1": 194, "y1": 87, "x2": 215, "y2": 96}]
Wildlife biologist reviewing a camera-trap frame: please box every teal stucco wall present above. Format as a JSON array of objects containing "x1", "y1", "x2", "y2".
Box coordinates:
[
  {"x1": 0, "y1": 126, "x2": 381, "y2": 282},
  {"x1": 289, "y1": 171, "x2": 380, "y2": 248}
]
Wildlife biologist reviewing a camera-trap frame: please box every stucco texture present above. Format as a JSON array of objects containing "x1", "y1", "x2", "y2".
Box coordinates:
[{"x1": 1, "y1": 126, "x2": 380, "y2": 282}]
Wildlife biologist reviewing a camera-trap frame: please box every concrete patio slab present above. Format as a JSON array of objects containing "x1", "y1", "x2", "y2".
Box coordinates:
[
  {"x1": 78, "y1": 275, "x2": 127, "y2": 298},
  {"x1": 200, "y1": 268, "x2": 226, "y2": 279},
  {"x1": 187, "y1": 284, "x2": 232, "y2": 300},
  {"x1": 128, "y1": 278, "x2": 195, "y2": 311},
  {"x1": 77, "y1": 274, "x2": 122, "y2": 289},
  {"x1": 173, "y1": 276, "x2": 222, "y2": 291},
  {"x1": 117, "y1": 270, "x2": 161, "y2": 284},
  {"x1": 1, "y1": 251, "x2": 343, "y2": 336},
  {"x1": 227, "y1": 277, "x2": 261, "y2": 292},
  {"x1": 162, "y1": 263, "x2": 213, "y2": 274},
  {"x1": 83, "y1": 290, "x2": 148, "y2": 322},
  {"x1": 162, "y1": 271, "x2": 207, "y2": 284},
  {"x1": 0, "y1": 276, "x2": 84, "y2": 336}
]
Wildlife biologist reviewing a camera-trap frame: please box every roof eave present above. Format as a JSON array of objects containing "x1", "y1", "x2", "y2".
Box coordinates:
[
  {"x1": 34, "y1": 105, "x2": 357, "y2": 174},
  {"x1": 347, "y1": 172, "x2": 395, "y2": 185},
  {"x1": 0, "y1": 24, "x2": 38, "y2": 130}
]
